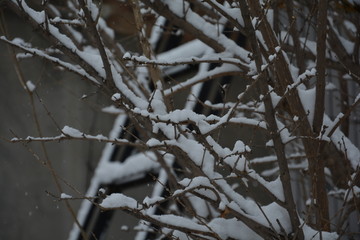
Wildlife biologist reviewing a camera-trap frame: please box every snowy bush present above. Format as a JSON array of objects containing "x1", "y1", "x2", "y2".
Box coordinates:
[{"x1": 2, "y1": 0, "x2": 360, "y2": 239}]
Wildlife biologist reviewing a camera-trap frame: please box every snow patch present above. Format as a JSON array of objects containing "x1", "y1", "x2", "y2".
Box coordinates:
[
  {"x1": 101, "y1": 193, "x2": 140, "y2": 209},
  {"x1": 26, "y1": 81, "x2": 36, "y2": 92}
]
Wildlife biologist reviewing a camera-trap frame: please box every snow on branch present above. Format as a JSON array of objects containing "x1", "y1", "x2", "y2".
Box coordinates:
[
  {"x1": 11, "y1": 126, "x2": 139, "y2": 147},
  {"x1": 0, "y1": 36, "x2": 100, "y2": 84},
  {"x1": 123, "y1": 51, "x2": 247, "y2": 68},
  {"x1": 164, "y1": 63, "x2": 245, "y2": 95}
]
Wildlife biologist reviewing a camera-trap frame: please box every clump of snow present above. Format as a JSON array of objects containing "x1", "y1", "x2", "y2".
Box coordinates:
[
  {"x1": 325, "y1": 82, "x2": 337, "y2": 91},
  {"x1": 175, "y1": 176, "x2": 218, "y2": 201},
  {"x1": 261, "y1": 63, "x2": 268, "y2": 71},
  {"x1": 60, "y1": 193, "x2": 72, "y2": 199},
  {"x1": 223, "y1": 155, "x2": 247, "y2": 172},
  {"x1": 12, "y1": 37, "x2": 31, "y2": 47},
  {"x1": 97, "y1": 18, "x2": 114, "y2": 39},
  {"x1": 143, "y1": 196, "x2": 164, "y2": 206},
  {"x1": 180, "y1": 176, "x2": 212, "y2": 189},
  {"x1": 26, "y1": 80, "x2": 36, "y2": 92},
  {"x1": 17, "y1": 1, "x2": 46, "y2": 24},
  {"x1": 345, "y1": 186, "x2": 360, "y2": 202},
  {"x1": 302, "y1": 224, "x2": 338, "y2": 240},
  {"x1": 150, "y1": 84, "x2": 167, "y2": 114},
  {"x1": 266, "y1": 140, "x2": 274, "y2": 147},
  {"x1": 85, "y1": 0, "x2": 99, "y2": 21},
  {"x1": 268, "y1": 54, "x2": 276, "y2": 61},
  {"x1": 270, "y1": 91, "x2": 281, "y2": 108},
  {"x1": 98, "y1": 188, "x2": 105, "y2": 194},
  {"x1": 111, "y1": 93, "x2": 121, "y2": 101},
  {"x1": 297, "y1": 87, "x2": 316, "y2": 124},
  {"x1": 291, "y1": 68, "x2": 316, "y2": 88},
  {"x1": 354, "y1": 93, "x2": 360, "y2": 103},
  {"x1": 262, "y1": 202, "x2": 291, "y2": 232},
  {"x1": 209, "y1": 218, "x2": 261, "y2": 239},
  {"x1": 148, "y1": 214, "x2": 209, "y2": 232},
  {"x1": 233, "y1": 140, "x2": 248, "y2": 153},
  {"x1": 95, "y1": 152, "x2": 160, "y2": 184},
  {"x1": 62, "y1": 126, "x2": 83, "y2": 138},
  {"x1": 323, "y1": 115, "x2": 360, "y2": 169},
  {"x1": 120, "y1": 225, "x2": 128, "y2": 231},
  {"x1": 102, "y1": 105, "x2": 123, "y2": 114},
  {"x1": 123, "y1": 52, "x2": 131, "y2": 59},
  {"x1": 100, "y1": 193, "x2": 140, "y2": 209}
]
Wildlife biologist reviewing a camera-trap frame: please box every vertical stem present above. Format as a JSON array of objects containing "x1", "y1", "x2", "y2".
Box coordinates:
[
  {"x1": 239, "y1": 0, "x2": 304, "y2": 238},
  {"x1": 312, "y1": 0, "x2": 330, "y2": 231},
  {"x1": 339, "y1": 74, "x2": 349, "y2": 135},
  {"x1": 313, "y1": 0, "x2": 327, "y2": 134},
  {"x1": 285, "y1": 1, "x2": 305, "y2": 74},
  {"x1": 130, "y1": 0, "x2": 162, "y2": 87}
]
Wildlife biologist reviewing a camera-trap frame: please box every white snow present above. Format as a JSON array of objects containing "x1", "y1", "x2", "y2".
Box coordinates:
[
  {"x1": 60, "y1": 193, "x2": 72, "y2": 199},
  {"x1": 111, "y1": 93, "x2": 121, "y2": 101},
  {"x1": 98, "y1": 188, "x2": 105, "y2": 194},
  {"x1": 345, "y1": 186, "x2": 360, "y2": 202},
  {"x1": 62, "y1": 126, "x2": 83, "y2": 138},
  {"x1": 101, "y1": 105, "x2": 123, "y2": 114},
  {"x1": 148, "y1": 214, "x2": 209, "y2": 232},
  {"x1": 323, "y1": 115, "x2": 360, "y2": 169},
  {"x1": 142, "y1": 196, "x2": 164, "y2": 206},
  {"x1": 209, "y1": 218, "x2": 261, "y2": 239},
  {"x1": 94, "y1": 152, "x2": 159, "y2": 184},
  {"x1": 176, "y1": 177, "x2": 218, "y2": 201},
  {"x1": 120, "y1": 225, "x2": 129, "y2": 231},
  {"x1": 26, "y1": 80, "x2": 36, "y2": 92},
  {"x1": 302, "y1": 224, "x2": 338, "y2": 240},
  {"x1": 354, "y1": 93, "x2": 360, "y2": 103},
  {"x1": 297, "y1": 87, "x2": 316, "y2": 125},
  {"x1": 101, "y1": 193, "x2": 140, "y2": 209},
  {"x1": 123, "y1": 52, "x2": 131, "y2": 59}
]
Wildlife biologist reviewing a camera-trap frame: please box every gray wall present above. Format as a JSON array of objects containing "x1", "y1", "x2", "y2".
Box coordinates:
[{"x1": 0, "y1": 11, "x2": 114, "y2": 239}]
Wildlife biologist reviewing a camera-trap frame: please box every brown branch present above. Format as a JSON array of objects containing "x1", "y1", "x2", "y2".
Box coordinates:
[
  {"x1": 10, "y1": 134, "x2": 141, "y2": 147},
  {"x1": 130, "y1": 0, "x2": 162, "y2": 87},
  {"x1": 313, "y1": 0, "x2": 328, "y2": 135},
  {"x1": 78, "y1": 0, "x2": 115, "y2": 91},
  {"x1": 327, "y1": 95, "x2": 360, "y2": 138},
  {"x1": 0, "y1": 37, "x2": 100, "y2": 85},
  {"x1": 312, "y1": 0, "x2": 330, "y2": 231},
  {"x1": 285, "y1": 0, "x2": 305, "y2": 73}
]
